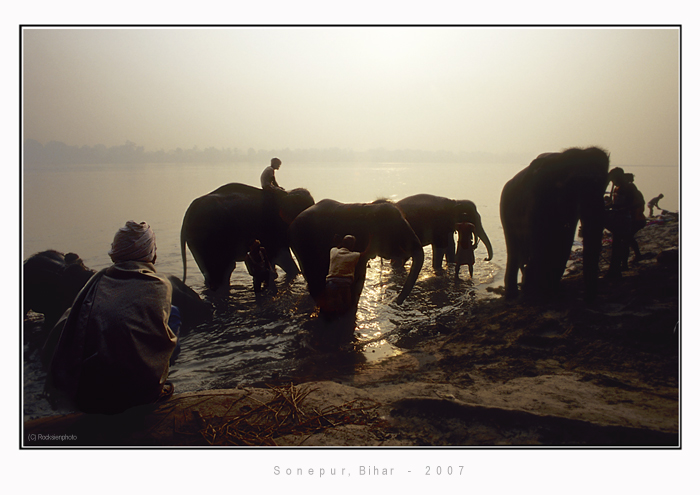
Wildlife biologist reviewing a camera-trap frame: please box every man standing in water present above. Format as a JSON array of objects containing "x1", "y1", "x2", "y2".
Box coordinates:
[
  {"x1": 455, "y1": 221, "x2": 478, "y2": 279},
  {"x1": 321, "y1": 235, "x2": 373, "y2": 316},
  {"x1": 261, "y1": 157, "x2": 285, "y2": 191},
  {"x1": 46, "y1": 221, "x2": 178, "y2": 414}
]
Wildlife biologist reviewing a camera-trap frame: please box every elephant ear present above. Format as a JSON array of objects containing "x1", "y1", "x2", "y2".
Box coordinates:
[
  {"x1": 278, "y1": 188, "x2": 315, "y2": 224},
  {"x1": 279, "y1": 208, "x2": 294, "y2": 224}
]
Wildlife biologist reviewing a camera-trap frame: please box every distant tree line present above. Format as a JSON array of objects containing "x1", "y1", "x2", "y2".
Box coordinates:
[{"x1": 23, "y1": 139, "x2": 527, "y2": 166}]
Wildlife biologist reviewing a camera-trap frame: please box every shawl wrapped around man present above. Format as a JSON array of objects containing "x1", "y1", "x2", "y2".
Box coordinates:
[{"x1": 47, "y1": 222, "x2": 177, "y2": 414}]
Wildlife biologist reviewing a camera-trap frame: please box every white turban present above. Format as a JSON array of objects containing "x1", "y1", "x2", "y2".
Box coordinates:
[{"x1": 108, "y1": 221, "x2": 157, "y2": 263}]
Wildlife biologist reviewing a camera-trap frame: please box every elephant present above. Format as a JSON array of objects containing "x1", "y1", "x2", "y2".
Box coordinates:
[
  {"x1": 23, "y1": 250, "x2": 212, "y2": 334},
  {"x1": 500, "y1": 147, "x2": 610, "y2": 301},
  {"x1": 23, "y1": 250, "x2": 95, "y2": 332},
  {"x1": 180, "y1": 183, "x2": 315, "y2": 291},
  {"x1": 289, "y1": 199, "x2": 425, "y2": 311},
  {"x1": 395, "y1": 194, "x2": 494, "y2": 271}
]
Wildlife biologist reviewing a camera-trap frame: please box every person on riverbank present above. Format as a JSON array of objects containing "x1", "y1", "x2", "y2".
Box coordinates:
[
  {"x1": 606, "y1": 168, "x2": 647, "y2": 276},
  {"x1": 648, "y1": 193, "x2": 665, "y2": 217},
  {"x1": 46, "y1": 221, "x2": 178, "y2": 414},
  {"x1": 260, "y1": 157, "x2": 285, "y2": 191},
  {"x1": 244, "y1": 239, "x2": 277, "y2": 293},
  {"x1": 455, "y1": 221, "x2": 478, "y2": 278}
]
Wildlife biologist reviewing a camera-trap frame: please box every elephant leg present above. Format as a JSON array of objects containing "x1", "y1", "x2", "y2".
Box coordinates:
[
  {"x1": 391, "y1": 257, "x2": 407, "y2": 270},
  {"x1": 630, "y1": 238, "x2": 641, "y2": 260},
  {"x1": 551, "y1": 223, "x2": 577, "y2": 290},
  {"x1": 351, "y1": 261, "x2": 368, "y2": 310},
  {"x1": 504, "y1": 248, "x2": 520, "y2": 299},
  {"x1": 273, "y1": 248, "x2": 300, "y2": 278},
  {"x1": 446, "y1": 234, "x2": 456, "y2": 264},
  {"x1": 621, "y1": 239, "x2": 632, "y2": 270},
  {"x1": 219, "y1": 261, "x2": 236, "y2": 293},
  {"x1": 432, "y1": 245, "x2": 446, "y2": 271},
  {"x1": 607, "y1": 234, "x2": 625, "y2": 278}
]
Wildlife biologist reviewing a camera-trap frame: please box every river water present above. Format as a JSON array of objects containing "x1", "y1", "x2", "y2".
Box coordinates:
[{"x1": 22, "y1": 160, "x2": 679, "y2": 419}]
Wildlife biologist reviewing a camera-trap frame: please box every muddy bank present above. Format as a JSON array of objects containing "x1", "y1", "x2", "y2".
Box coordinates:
[{"x1": 24, "y1": 218, "x2": 679, "y2": 447}]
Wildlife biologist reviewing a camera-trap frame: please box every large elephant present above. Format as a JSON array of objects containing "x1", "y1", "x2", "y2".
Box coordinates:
[
  {"x1": 395, "y1": 194, "x2": 494, "y2": 270},
  {"x1": 180, "y1": 183, "x2": 315, "y2": 291},
  {"x1": 289, "y1": 199, "x2": 425, "y2": 309},
  {"x1": 500, "y1": 147, "x2": 610, "y2": 300}
]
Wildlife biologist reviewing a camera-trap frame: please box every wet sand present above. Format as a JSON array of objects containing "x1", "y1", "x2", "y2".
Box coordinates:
[{"x1": 24, "y1": 218, "x2": 679, "y2": 446}]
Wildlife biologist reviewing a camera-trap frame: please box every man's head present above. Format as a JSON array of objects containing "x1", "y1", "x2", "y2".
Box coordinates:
[
  {"x1": 271, "y1": 157, "x2": 282, "y2": 169},
  {"x1": 108, "y1": 221, "x2": 157, "y2": 263},
  {"x1": 608, "y1": 167, "x2": 626, "y2": 186},
  {"x1": 341, "y1": 235, "x2": 356, "y2": 250}
]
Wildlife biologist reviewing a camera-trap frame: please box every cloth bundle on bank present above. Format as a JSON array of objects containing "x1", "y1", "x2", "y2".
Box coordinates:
[{"x1": 47, "y1": 221, "x2": 177, "y2": 414}]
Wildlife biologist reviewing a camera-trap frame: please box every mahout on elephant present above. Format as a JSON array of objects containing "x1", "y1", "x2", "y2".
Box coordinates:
[
  {"x1": 180, "y1": 183, "x2": 315, "y2": 292},
  {"x1": 500, "y1": 147, "x2": 610, "y2": 301},
  {"x1": 289, "y1": 199, "x2": 425, "y2": 319},
  {"x1": 395, "y1": 194, "x2": 493, "y2": 271},
  {"x1": 24, "y1": 250, "x2": 212, "y2": 340}
]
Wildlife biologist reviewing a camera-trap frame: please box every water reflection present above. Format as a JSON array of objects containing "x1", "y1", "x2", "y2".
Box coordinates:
[{"x1": 171, "y1": 248, "x2": 496, "y2": 390}]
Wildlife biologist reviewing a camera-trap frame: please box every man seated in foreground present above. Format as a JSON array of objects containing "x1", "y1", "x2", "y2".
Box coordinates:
[{"x1": 46, "y1": 221, "x2": 178, "y2": 414}]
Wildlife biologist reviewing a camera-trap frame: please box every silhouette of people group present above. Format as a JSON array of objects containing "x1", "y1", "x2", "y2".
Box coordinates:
[{"x1": 605, "y1": 167, "x2": 647, "y2": 277}]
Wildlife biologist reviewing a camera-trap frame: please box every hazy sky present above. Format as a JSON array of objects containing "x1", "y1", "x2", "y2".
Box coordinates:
[{"x1": 22, "y1": 27, "x2": 679, "y2": 165}]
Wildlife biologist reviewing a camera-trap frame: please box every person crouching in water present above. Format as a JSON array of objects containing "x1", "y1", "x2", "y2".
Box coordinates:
[
  {"x1": 455, "y1": 221, "x2": 478, "y2": 279},
  {"x1": 46, "y1": 221, "x2": 178, "y2": 415},
  {"x1": 244, "y1": 239, "x2": 277, "y2": 293},
  {"x1": 320, "y1": 235, "x2": 369, "y2": 317}
]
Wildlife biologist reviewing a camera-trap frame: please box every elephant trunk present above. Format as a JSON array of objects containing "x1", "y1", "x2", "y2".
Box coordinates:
[
  {"x1": 396, "y1": 247, "x2": 424, "y2": 305},
  {"x1": 475, "y1": 222, "x2": 494, "y2": 261}
]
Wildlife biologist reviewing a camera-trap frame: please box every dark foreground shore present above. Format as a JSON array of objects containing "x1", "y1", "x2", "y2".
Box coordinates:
[{"x1": 24, "y1": 218, "x2": 679, "y2": 447}]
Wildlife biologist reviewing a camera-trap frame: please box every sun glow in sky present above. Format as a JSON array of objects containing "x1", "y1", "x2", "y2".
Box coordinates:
[{"x1": 23, "y1": 27, "x2": 678, "y2": 166}]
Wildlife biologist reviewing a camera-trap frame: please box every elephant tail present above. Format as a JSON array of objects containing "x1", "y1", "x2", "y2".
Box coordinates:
[{"x1": 180, "y1": 223, "x2": 188, "y2": 283}]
